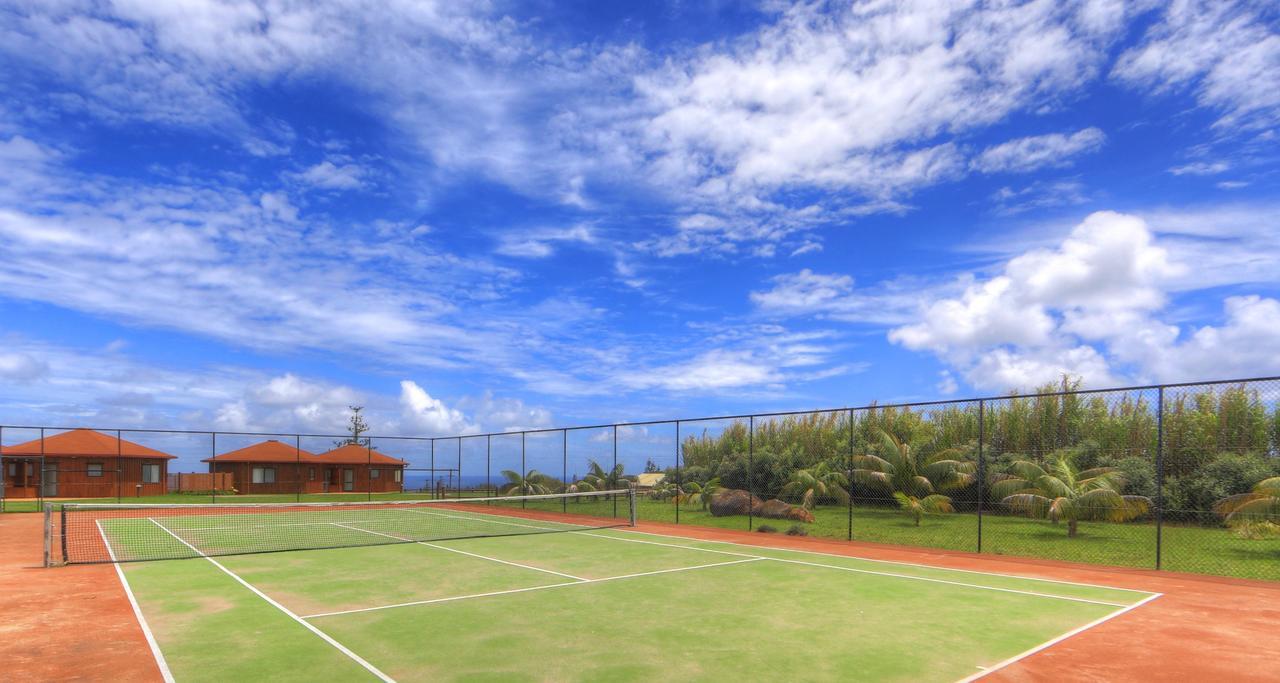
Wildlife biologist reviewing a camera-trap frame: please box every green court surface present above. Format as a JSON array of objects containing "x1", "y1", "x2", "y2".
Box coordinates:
[{"x1": 101, "y1": 505, "x2": 1160, "y2": 682}]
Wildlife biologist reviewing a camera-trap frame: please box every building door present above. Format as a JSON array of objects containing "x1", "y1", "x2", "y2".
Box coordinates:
[
  {"x1": 343, "y1": 468, "x2": 354, "y2": 492},
  {"x1": 42, "y1": 462, "x2": 58, "y2": 498}
]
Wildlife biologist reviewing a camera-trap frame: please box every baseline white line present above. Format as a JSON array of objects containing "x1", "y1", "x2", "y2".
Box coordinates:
[
  {"x1": 609, "y1": 527, "x2": 1155, "y2": 594},
  {"x1": 302, "y1": 557, "x2": 763, "y2": 619},
  {"x1": 330, "y1": 522, "x2": 587, "y2": 581},
  {"x1": 576, "y1": 531, "x2": 1132, "y2": 607},
  {"x1": 96, "y1": 521, "x2": 175, "y2": 683},
  {"x1": 147, "y1": 518, "x2": 396, "y2": 683},
  {"x1": 956, "y1": 592, "x2": 1164, "y2": 682}
]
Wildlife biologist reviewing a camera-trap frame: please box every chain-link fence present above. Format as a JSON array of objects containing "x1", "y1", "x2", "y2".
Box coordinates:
[{"x1": 5, "y1": 376, "x2": 1279, "y2": 580}]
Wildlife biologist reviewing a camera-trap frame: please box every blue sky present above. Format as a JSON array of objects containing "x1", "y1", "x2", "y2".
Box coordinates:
[{"x1": 0, "y1": 0, "x2": 1278, "y2": 441}]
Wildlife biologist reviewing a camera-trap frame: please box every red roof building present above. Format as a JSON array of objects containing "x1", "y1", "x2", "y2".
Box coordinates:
[
  {"x1": 203, "y1": 440, "x2": 324, "y2": 495},
  {"x1": 314, "y1": 444, "x2": 407, "y2": 494},
  {"x1": 1, "y1": 429, "x2": 176, "y2": 499}
]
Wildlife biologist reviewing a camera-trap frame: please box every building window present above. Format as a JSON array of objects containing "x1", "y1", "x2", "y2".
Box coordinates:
[
  {"x1": 371, "y1": 468, "x2": 380, "y2": 479},
  {"x1": 87, "y1": 462, "x2": 104, "y2": 477},
  {"x1": 141, "y1": 463, "x2": 161, "y2": 484},
  {"x1": 394, "y1": 469, "x2": 402, "y2": 483},
  {"x1": 252, "y1": 466, "x2": 276, "y2": 484},
  {"x1": 309, "y1": 467, "x2": 315, "y2": 481},
  {"x1": 26, "y1": 463, "x2": 34, "y2": 477},
  {"x1": 6, "y1": 462, "x2": 14, "y2": 477}
]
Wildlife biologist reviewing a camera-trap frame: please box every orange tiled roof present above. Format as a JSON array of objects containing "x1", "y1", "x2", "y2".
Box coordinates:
[
  {"x1": 315, "y1": 444, "x2": 407, "y2": 466},
  {"x1": 0, "y1": 429, "x2": 176, "y2": 459},
  {"x1": 203, "y1": 440, "x2": 321, "y2": 464}
]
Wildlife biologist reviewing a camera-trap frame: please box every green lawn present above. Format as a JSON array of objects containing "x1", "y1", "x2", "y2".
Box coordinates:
[
  {"x1": 537, "y1": 497, "x2": 1280, "y2": 581},
  {"x1": 108, "y1": 510, "x2": 1154, "y2": 682}
]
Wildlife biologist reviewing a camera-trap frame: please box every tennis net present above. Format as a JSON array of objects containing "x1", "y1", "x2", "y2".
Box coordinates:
[{"x1": 49, "y1": 489, "x2": 636, "y2": 565}]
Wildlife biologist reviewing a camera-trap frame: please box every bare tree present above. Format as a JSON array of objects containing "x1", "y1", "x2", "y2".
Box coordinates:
[{"x1": 335, "y1": 406, "x2": 372, "y2": 447}]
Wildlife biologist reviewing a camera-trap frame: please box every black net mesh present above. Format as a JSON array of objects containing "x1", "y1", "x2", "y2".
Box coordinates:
[{"x1": 58, "y1": 489, "x2": 633, "y2": 564}]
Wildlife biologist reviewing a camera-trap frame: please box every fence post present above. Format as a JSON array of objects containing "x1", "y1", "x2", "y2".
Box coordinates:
[
  {"x1": 116, "y1": 429, "x2": 123, "y2": 504},
  {"x1": 674, "y1": 421, "x2": 680, "y2": 525},
  {"x1": 211, "y1": 433, "x2": 217, "y2": 503},
  {"x1": 295, "y1": 434, "x2": 303, "y2": 503},
  {"x1": 562, "y1": 429, "x2": 568, "y2": 513},
  {"x1": 430, "y1": 439, "x2": 436, "y2": 499},
  {"x1": 520, "y1": 432, "x2": 526, "y2": 509},
  {"x1": 486, "y1": 435, "x2": 492, "y2": 502},
  {"x1": 612, "y1": 425, "x2": 618, "y2": 520},
  {"x1": 977, "y1": 399, "x2": 985, "y2": 554},
  {"x1": 847, "y1": 408, "x2": 854, "y2": 542},
  {"x1": 1156, "y1": 386, "x2": 1164, "y2": 570},
  {"x1": 457, "y1": 437, "x2": 463, "y2": 500},
  {"x1": 748, "y1": 415, "x2": 754, "y2": 532}
]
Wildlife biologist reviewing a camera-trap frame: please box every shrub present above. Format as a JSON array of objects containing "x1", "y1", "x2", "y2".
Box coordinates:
[
  {"x1": 715, "y1": 450, "x2": 793, "y2": 497},
  {"x1": 756, "y1": 524, "x2": 778, "y2": 533},
  {"x1": 785, "y1": 524, "x2": 807, "y2": 536},
  {"x1": 1164, "y1": 453, "x2": 1280, "y2": 513}
]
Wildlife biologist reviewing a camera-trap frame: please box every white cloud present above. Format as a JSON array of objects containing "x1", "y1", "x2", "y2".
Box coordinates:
[
  {"x1": 495, "y1": 224, "x2": 594, "y2": 259},
  {"x1": 632, "y1": 1, "x2": 1122, "y2": 253},
  {"x1": 972, "y1": 128, "x2": 1106, "y2": 174},
  {"x1": 751, "y1": 269, "x2": 960, "y2": 326},
  {"x1": 398, "y1": 380, "x2": 476, "y2": 435},
  {"x1": 291, "y1": 160, "x2": 366, "y2": 191},
  {"x1": 1168, "y1": 161, "x2": 1231, "y2": 176},
  {"x1": 456, "y1": 391, "x2": 553, "y2": 433},
  {"x1": 886, "y1": 208, "x2": 1280, "y2": 390},
  {"x1": 989, "y1": 180, "x2": 1089, "y2": 215},
  {"x1": 0, "y1": 352, "x2": 48, "y2": 381},
  {"x1": 1113, "y1": 1, "x2": 1280, "y2": 131}
]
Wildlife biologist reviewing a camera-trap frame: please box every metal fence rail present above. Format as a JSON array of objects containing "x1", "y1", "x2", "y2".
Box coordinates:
[{"x1": 5, "y1": 375, "x2": 1280, "y2": 581}]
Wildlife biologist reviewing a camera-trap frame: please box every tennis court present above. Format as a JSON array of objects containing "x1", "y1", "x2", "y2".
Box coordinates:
[{"x1": 56, "y1": 491, "x2": 1160, "y2": 682}]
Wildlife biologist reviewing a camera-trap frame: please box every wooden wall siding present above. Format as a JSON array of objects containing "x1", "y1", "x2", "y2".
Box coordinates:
[{"x1": 1, "y1": 456, "x2": 169, "y2": 498}]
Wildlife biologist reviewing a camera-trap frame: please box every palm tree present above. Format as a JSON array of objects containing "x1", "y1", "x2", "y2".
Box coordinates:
[
  {"x1": 499, "y1": 469, "x2": 555, "y2": 496},
  {"x1": 851, "y1": 429, "x2": 974, "y2": 526},
  {"x1": 780, "y1": 462, "x2": 848, "y2": 510},
  {"x1": 991, "y1": 452, "x2": 1151, "y2": 537},
  {"x1": 1214, "y1": 477, "x2": 1280, "y2": 525},
  {"x1": 581, "y1": 459, "x2": 626, "y2": 492},
  {"x1": 680, "y1": 477, "x2": 722, "y2": 511}
]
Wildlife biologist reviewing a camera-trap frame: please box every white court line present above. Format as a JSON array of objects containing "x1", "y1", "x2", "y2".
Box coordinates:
[
  {"x1": 148, "y1": 518, "x2": 396, "y2": 683},
  {"x1": 956, "y1": 592, "x2": 1164, "y2": 682},
  {"x1": 608, "y1": 527, "x2": 1155, "y2": 594},
  {"x1": 404, "y1": 507, "x2": 570, "y2": 532},
  {"x1": 96, "y1": 521, "x2": 175, "y2": 683},
  {"x1": 303, "y1": 557, "x2": 763, "y2": 619},
  {"x1": 330, "y1": 522, "x2": 587, "y2": 581},
  {"x1": 573, "y1": 531, "x2": 1131, "y2": 608}
]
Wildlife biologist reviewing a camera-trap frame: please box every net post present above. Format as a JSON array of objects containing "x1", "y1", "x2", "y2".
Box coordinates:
[
  {"x1": 628, "y1": 488, "x2": 637, "y2": 527},
  {"x1": 59, "y1": 503, "x2": 67, "y2": 564},
  {"x1": 43, "y1": 502, "x2": 52, "y2": 567},
  {"x1": 295, "y1": 434, "x2": 302, "y2": 503}
]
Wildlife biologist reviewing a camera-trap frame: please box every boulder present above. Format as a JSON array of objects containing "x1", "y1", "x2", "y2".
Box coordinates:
[
  {"x1": 709, "y1": 488, "x2": 757, "y2": 517},
  {"x1": 758, "y1": 498, "x2": 816, "y2": 523},
  {"x1": 709, "y1": 489, "x2": 814, "y2": 523}
]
